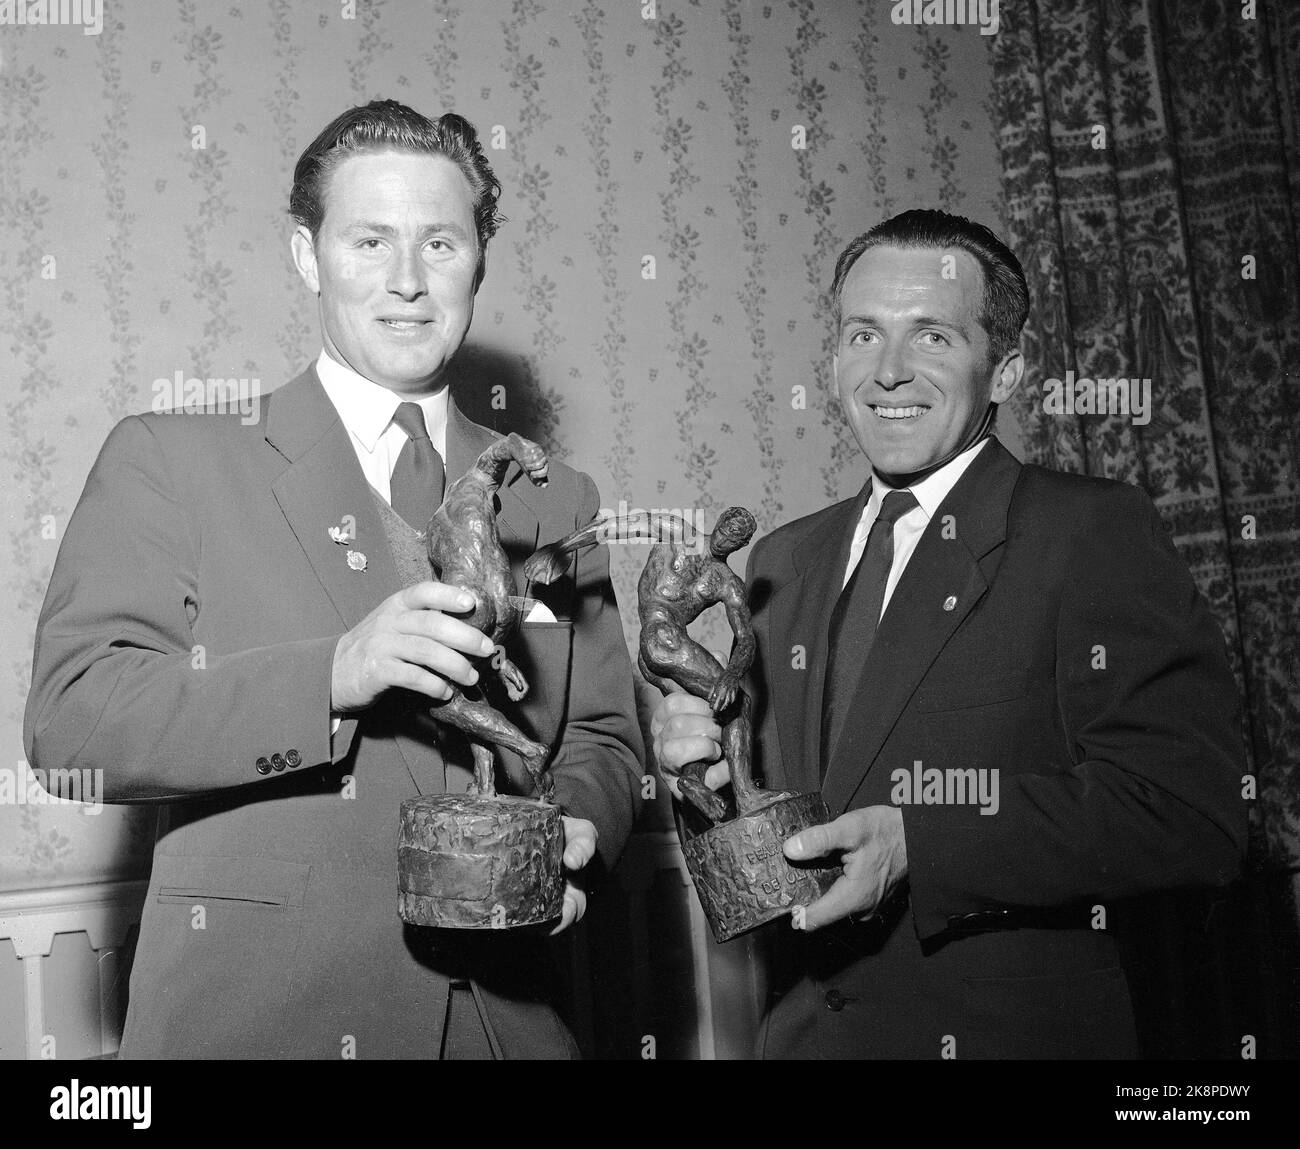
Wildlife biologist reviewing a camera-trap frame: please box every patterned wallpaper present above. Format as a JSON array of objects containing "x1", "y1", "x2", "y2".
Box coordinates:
[{"x1": 0, "y1": 0, "x2": 1004, "y2": 890}]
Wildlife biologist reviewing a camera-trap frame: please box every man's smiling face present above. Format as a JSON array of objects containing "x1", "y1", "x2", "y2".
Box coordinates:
[
  {"x1": 834, "y1": 244, "x2": 1019, "y2": 481},
  {"x1": 292, "y1": 150, "x2": 481, "y2": 396}
]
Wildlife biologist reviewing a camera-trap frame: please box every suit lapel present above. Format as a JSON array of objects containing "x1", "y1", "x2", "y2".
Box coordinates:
[
  {"x1": 267, "y1": 378, "x2": 543, "y2": 621},
  {"x1": 763, "y1": 486, "x2": 869, "y2": 797},
  {"x1": 267, "y1": 368, "x2": 441, "y2": 794},
  {"x1": 821, "y1": 440, "x2": 1022, "y2": 814},
  {"x1": 266, "y1": 367, "x2": 403, "y2": 630}
]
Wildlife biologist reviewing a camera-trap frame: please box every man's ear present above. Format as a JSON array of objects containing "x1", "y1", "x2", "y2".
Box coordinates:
[
  {"x1": 291, "y1": 225, "x2": 320, "y2": 295},
  {"x1": 990, "y1": 348, "x2": 1024, "y2": 405},
  {"x1": 473, "y1": 246, "x2": 488, "y2": 294}
]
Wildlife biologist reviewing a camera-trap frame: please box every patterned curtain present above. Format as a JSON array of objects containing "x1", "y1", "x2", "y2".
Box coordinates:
[{"x1": 992, "y1": 0, "x2": 1300, "y2": 1056}]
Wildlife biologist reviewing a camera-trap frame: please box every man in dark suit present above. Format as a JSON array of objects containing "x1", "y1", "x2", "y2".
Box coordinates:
[
  {"x1": 24, "y1": 101, "x2": 644, "y2": 1059},
  {"x1": 652, "y1": 209, "x2": 1246, "y2": 1059}
]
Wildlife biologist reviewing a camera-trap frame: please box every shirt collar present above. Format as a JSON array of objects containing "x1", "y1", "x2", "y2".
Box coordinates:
[
  {"x1": 314, "y1": 349, "x2": 449, "y2": 456},
  {"x1": 865, "y1": 436, "x2": 992, "y2": 525}
]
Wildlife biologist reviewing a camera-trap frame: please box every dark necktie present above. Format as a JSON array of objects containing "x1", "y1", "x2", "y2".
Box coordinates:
[
  {"x1": 389, "y1": 402, "x2": 445, "y2": 531},
  {"x1": 820, "y1": 487, "x2": 920, "y2": 776}
]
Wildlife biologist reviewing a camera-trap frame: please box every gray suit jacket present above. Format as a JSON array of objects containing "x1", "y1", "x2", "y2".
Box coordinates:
[{"x1": 24, "y1": 365, "x2": 645, "y2": 1058}]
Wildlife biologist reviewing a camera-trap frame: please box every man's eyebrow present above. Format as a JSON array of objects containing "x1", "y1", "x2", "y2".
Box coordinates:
[
  {"x1": 339, "y1": 221, "x2": 396, "y2": 237},
  {"x1": 912, "y1": 315, "x2": 972, "y2": 340},
  {"x1": 839, "y1": 313, "x2": 876, "y2": 329},
  {"x1": 338, "y1": 221, "x2": 473, "y2": 240},
  {"x1": 839, "y1": 313, "x2": 972, "y2": 340}
]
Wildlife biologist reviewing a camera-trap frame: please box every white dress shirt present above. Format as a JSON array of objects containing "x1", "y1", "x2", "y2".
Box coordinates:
[
  {"x1": 314, "y1": 349, "x2": 448, "y2": 502},
  {"x1": 842, "y1": 438, "x2": 991, "y2": 617},
  {"x1": 317, "y1": 350, "x2": 448, "y2": 737}
]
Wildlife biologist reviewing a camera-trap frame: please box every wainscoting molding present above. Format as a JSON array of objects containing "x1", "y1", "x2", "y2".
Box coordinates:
[{"x1": 0, "y1": 880, "x2": 147, "y2": 1060}]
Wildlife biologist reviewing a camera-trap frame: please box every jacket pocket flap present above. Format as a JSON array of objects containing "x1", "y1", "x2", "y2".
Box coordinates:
[
  {"x1": 154, "y1": 854, "x2": 311, "y2": 908},
  {"x1": 912, "y1": 670, "x2": 1028, "y2": 713}
]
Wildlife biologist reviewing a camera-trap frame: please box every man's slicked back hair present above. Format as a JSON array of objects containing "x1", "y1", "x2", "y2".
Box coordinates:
[
  {"x1": 290, "y1": 100, "x2": 504, "y2": 250},
  {"x1": 830, "y1": 208, "x2": 1029, "y2": 365}
]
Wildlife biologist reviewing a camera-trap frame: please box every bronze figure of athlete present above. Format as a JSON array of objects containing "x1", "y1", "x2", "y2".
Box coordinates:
[
  {"x1": 426, "y1": 432, "x2": 553, "y2": 802},
  {"x1": 527, "y1": 506, "x2": 780, "y2": 823}
]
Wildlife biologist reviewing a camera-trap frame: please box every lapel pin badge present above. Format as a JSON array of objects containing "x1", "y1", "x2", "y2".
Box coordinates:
[
  {"x1": 346, "y1": 550, "x2": 367, "y2": 572},
  {"x1": 943, "y1": 595, "x2": 957, "y2": 611},
  {"x1": 329, "y1": 516, "x2": 358, "y2": 545}
]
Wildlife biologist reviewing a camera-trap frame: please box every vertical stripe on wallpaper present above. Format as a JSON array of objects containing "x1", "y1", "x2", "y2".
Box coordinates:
[
  {"x1": 652, "y1": 8, "x2": 718, "y2": 518},
  {"x1": 347, "y1": 0, "x2": 392, "y2": 104},
  {"x1": 1, "y1": 37, "x2": 57, "y2": 720},
  {"x1": 916, "y1": 25, "x2": 962, "y2": 211},
  {"x1": 268, "y1": 0, "x2": 314, "y2": 379},
  {"x1": 577, "y1": 2, "x2": 632, "y2": 506},
  {"x1": 502, "y1": 0, "x2": 566, "y2": 457},
  {"x1": 423, "y1": 2, "x2": 461, "y2": 113},
  {"x1": 655, "y1": 7, "x2": 717, "y2": 519},
  {"x1": 0, "y1": 36, "x2": 70, "y2": 873},
  {"x1": 576, "y1": 2, "x2": 642, "y2": 640},
  {"x1": 92, "y1": 6, "x2": 141, "y2": 424},
  {"x1": 786, "y1": 0, "x2": 853, "y2": 504},
  {"x1": 176, "y1": 0, "x2": 236, "y2": 378},
  {"x1": 853, "y1": 1, "x2": 895, "y2": 222},
  {"x1": 724, "y1": 0, "x2": 783, "y2": 532}
]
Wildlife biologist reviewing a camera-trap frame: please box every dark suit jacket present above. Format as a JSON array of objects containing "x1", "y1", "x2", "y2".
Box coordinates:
[
  {"x1": 23, "y1": 366, "x2": 644, "y2": 1059},
  {"x1": 748, "y1": 439, "x2": 1246, "y2": 1059}
]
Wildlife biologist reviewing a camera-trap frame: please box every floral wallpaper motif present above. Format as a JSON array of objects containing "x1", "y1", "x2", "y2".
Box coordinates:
[
  {"x1": 0, "y1": 0, "x2": 1002, "y2": 889},
  {"x1": 787, "y1": 0, "x2": 851, "y2": 505},
  {"x1": 723, "y1": 0, "x2": 782, "y2": 533},
  {"x1": 501, "y1": 0, "x2": 568, "y2": 455},
  {"x1": 267, "y1": 0, "x2": 316, "y2": 373},
  {"x1": 91, "y1": 10, "x2": 140, "y2": 425},
  {"x1": 915, "y1": 27, "x2": 961, "y2": 210}
]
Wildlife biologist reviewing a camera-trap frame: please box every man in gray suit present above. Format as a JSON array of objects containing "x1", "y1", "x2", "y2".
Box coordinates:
[{"x1": 25, "y1": 101, "x2": 644, "y2": 1059}]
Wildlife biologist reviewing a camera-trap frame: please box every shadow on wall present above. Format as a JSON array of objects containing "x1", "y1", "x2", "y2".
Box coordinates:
[{"x1": 444, "y1": 342, "x2": 552, "y2": 448}]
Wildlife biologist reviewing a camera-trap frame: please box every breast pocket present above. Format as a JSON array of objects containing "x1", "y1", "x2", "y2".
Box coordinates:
[
  {"x1": 911, "y1": 669, "x2": 1028, "y2": 713},
  {"x1": 129, "y1": 855, "x2": 312, "y2": 1054},
  {"x1": 155, "y1": 855, "x2": 311, "y2": 908}
]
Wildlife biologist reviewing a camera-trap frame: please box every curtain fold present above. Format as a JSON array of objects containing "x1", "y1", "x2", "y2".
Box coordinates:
[
  {"x1": 992, "y1": 0, "x2": 1300, "y2": 1057},
  {"x1": 994, "y1": 0, "x2": 1299, "y2": 867}
]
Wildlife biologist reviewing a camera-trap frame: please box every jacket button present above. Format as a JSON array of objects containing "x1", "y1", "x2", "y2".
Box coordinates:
[
  {"x1": 271, "y1": 753, "x2": 286, "y2": 771},
  {"x1": 825, "y1": 989, "x2": 847, "y2": 1012},
  {"x1": 255, "y1": 757, "x2": 272, "y2": 775},
  {"x1": 285, "y1": 749, "x2": 301, "y2": 768}
]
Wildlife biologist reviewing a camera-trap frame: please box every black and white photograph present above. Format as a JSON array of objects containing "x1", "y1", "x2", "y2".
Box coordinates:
[{"x1": 0, "y1": 0, "x2": 1296, "y2": 1124}]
